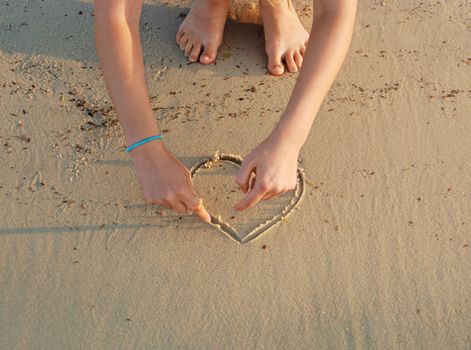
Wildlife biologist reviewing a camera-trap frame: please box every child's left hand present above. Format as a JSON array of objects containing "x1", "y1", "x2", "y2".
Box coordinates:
[{"x1": 234, "y1": 133, "x2": 300, "y2": 211}]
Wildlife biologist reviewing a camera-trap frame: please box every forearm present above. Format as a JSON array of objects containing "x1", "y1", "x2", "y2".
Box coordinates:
[
  {"x1": 94, "y1": 3, "x2": 159, "y2": 146},
  {"x1": 273, "y1": 0, "x2": 357, "y2": 148}
]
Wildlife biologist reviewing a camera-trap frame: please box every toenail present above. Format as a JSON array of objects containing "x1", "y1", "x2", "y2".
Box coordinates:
[{"x1": 201, "y1": 55, "x2": 212, "y2": 63}]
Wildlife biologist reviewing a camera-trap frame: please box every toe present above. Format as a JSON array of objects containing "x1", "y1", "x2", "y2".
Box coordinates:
[
  {"x1": 285, "y1": 52, "x2": 298, "y2": 73},
  {"x1": 294, "y1": 50, "x2": 303, "y2": 69},
  {"x1": 189, "y1": 42, "x2": 202, "y2": 62},
  {"x1": 300, "y1": 44, "x2": 306, "y2": 56},
  {"x1": 179, "y1": 34, "x2": 189, "y2": 50},
  {"x1": 176, "y1": 27, "x2": 185, "y2": 43},
  {"x1": 267, "y1": 50, "x2": 285, "y2": 76},
  {"x1": 200, "y1": 42, "x2": 218, "y2": 64},
  {"x1": 184, "y1": 40, "x2": 193, "y2": 57}
]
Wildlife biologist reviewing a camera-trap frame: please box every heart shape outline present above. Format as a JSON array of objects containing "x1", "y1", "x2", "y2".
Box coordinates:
[{"x1": 190, "y1": 152, "x2": 305, "y2": 244}]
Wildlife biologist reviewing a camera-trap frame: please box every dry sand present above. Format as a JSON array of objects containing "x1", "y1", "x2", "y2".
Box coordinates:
[{"x1": 1, "y1": 0, "x2": 470, "y2": 349}]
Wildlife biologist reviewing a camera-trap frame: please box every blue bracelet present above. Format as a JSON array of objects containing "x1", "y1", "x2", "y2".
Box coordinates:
[{"x1": 125, "y1": 134, "x2": 163, "y2": 153}]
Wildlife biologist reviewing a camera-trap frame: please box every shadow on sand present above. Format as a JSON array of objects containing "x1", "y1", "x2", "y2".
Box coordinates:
[{"x1": 0, "y1": 0, "x2": 268, "y2": 77}]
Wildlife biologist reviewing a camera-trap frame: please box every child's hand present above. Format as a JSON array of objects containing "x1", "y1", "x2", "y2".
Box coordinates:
[
  {"x1": 130, "y1": 140, "x2": 211, "y2": 222},
  {"x1": 234, "y1": 133, "x2": 300, "y2": 211}
]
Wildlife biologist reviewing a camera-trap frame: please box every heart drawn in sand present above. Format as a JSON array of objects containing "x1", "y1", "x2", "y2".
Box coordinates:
[{"x1": 190, "y1": 152, "x2": 305, "y2": 244}]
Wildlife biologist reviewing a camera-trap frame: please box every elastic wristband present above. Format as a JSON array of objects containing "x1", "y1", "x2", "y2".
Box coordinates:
[{"x1": 125, "y1": 134, "x2": 163, "y2": 153}]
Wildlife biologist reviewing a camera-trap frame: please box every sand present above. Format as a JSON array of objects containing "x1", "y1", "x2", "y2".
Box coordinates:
[{"x1": 1, "y1": 0, "x2": 470, "y2": 349}]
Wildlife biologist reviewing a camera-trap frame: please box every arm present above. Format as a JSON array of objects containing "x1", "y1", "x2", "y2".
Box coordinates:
[
  {"x1": 235, "y1": 0, "x2": 357, "y2": 210},
  {"x1": 271, "y1": 0, "x2": 357, "y2": 147},
  {"x1": 94, "y1": 0, "x2": 158, "y2": 146},
  {"x1": 93, "y1": 0, "x2": 210, "y2": 222}
]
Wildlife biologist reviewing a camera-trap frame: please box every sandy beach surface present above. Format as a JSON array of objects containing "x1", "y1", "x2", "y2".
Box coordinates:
[{"x1": 1, "y1": 0, "x2": 470, "y2": 348}]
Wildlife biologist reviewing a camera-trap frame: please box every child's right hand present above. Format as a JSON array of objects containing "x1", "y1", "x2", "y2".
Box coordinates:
[{"x1": 129, "y1": 140, "x2": 211, "y2": 223}]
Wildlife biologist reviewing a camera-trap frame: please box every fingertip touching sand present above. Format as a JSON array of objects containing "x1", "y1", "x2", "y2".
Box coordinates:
[{"x1": 176, "y1": 0, "x2": 309, "y2": 75}]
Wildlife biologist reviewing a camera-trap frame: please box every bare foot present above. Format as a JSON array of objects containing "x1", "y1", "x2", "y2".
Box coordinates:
[
  {"x1": 260, "y1": 0, "x2": 309, "y2": 75},
  {"x1": 176, "y1": 0, "x2": 229, "y2": 64}
]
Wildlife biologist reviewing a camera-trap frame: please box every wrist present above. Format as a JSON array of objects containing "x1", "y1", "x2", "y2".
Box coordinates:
[
  {"x1": 127, "y1": 137, "x2": 166, "y2": 160},
  {"x1": 124, "y1": 127, "x2": 161, "y2": 146},
  {"x1": 125, "y1": 134, "x2": 163, "y2": 153},
  {"x1": 119, "y1": 110, "x2": 160, "y2": 146},
  {"x1": 270, "y1": 122, "x2": 305, "y2": 152}
]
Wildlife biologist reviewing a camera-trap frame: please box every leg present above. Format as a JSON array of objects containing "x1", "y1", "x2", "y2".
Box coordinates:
[
  {"x1": 176, "y1": 0, "x2": 230, "y2": 64},
  {"x1": 259, "y1": 0, "x2": 309, "y2": 75}
]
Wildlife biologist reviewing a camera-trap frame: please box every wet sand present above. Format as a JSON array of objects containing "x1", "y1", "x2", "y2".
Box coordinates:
[{"x1": 0, "y1": 0, "x2": 470, "y2": 348}]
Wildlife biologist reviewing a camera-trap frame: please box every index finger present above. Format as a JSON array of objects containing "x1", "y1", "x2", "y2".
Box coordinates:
[
  {"x1": 233, "y1": 182, "x2": 267, "y2": 211},
  {"x1": 193, "y1": 199, "x2": 211, "y2": 223},
  {"x1": 185, "y1": 195, "x2": 211, "y2": 223}
]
